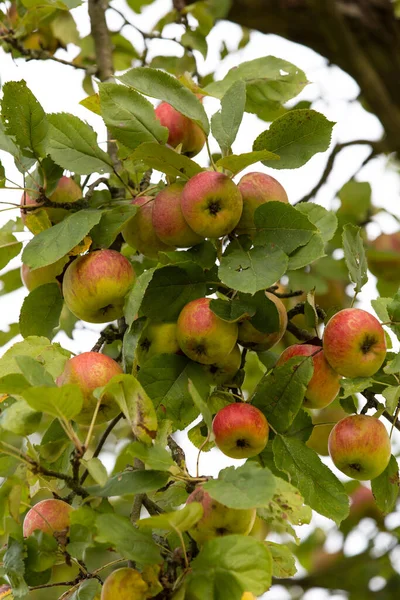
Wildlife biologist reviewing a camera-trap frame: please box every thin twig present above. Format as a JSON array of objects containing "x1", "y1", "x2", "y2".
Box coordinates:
[{"x1": 80, "y1": 413, "x2": 124, "y2": 484}]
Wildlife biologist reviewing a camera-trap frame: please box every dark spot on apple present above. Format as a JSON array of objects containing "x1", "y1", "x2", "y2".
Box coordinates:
[
  {"x1": 140, "y1": 337, "x2": 151, "y2": 351},
  {"x1": 100, "y1": 304, "x2": 113, "y2": 315},
  {"x1": 360, "y1": 334, "x2": 377, "y2": 354},
  {"x1": 209, "y1": 364, "x2": 219, "y2": 374},
  {"x1": 194, "y1": 344, "x2": 207, "y2": 356},
  {"x1": 236, "y1": 438, "x2": 250, "y2": 448},
  {"x1": 207, "y1": 199, "x2": 222, "y2": 216},
  {"x1": 216, "y1": 527, "x2": 228, "y2": 535},
  {"x1": 349, "y1": 463, "x2": 362, "y2": 472}
]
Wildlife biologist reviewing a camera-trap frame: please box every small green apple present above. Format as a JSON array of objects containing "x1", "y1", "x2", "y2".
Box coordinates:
[
  {"x1": 21, "y1": 257, "x2": 68, "y2": 291},
  {"x1": 136, "y1": 322, "x2": 181, "y2": 366},
  {"x1": 202, "y1": 344, "x2": 241, "y2": 385},
  {"x1": 101, "y1": 567, "x2": 148, "y2": 600},
  {"x1": 122, "y1": 196, "x2": 170, "y2": 259}
]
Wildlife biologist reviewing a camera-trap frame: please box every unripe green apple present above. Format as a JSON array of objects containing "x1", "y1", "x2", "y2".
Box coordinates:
[
  {"x1": 328, "y1": 414, "x2": 391, "y2": 480},
  {"x1": 136, "y1": 322, "x2": 180, "y2": 366},
  {"x1": 122, "y1": 196, "x2": 171, "y2": 259},
  {"x1": 23, "y1": 499, "x2": 73, "y2": 537},
  {"x1": 20, "y1": 176, "x2": 82, "y2": 230},
  {"x1": 235, "y1": 171, "x2": 288, "y2": 235},
  {"x1": 101, "y1": 567, "x2": 148, "y2": 600},
  {"x1": 366, "y1": 232, "x2": 400, "y2": 281},
  {"x1": 323, "y1": 308, "x2": 386, "y2": 378},
  {"x1": 181, "y1": 171, "x2": 243, "y2": 238},
  {"x1": 238, "y1": 292, "x2": 288, "y2": 351},
  {"x1": 306, "y1": 403, "x2": 347, "y2": 455},
  {"x1": 176, "y1": 298, "x2": 238, "y2": 364},
  {"x1": 186, "y1": 487, "x2": 256, "y2": 546},
  {"x1": 277, "y1": 344, "x2": 340, "y2": 409},
  {"x1": 21, "y1": 257, "x2": 68, "y2": 291},
  {"x1": 62, "y1": 249, "x2": 135, "y2": 323},
  {"x1": 213, "y1": 403, "x2": 269, "y2": 459},
  {"x1": 155, "y1": 101, "x2": 206, "y2": 157},
  {"x1": 202, "y1": 344, "x2": 241, "y2": 385},
  {"x1": 152, "y1": 182, "x2": 203, "y2": 247},
  {"x1": 56, "y1": 351, "x2": 123, "y2": 424}
]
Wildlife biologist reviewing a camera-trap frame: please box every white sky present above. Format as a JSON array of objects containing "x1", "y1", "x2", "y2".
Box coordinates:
[{"x1": 1, "y1": 1, "x2": 400, "y2": 598}]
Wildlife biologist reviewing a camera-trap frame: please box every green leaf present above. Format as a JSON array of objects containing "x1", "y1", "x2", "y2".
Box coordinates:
[
  {"x1": 15, "y1": 355, "x2": 55, "y2": 387},
  {"x1": 215, "y1": 150, "x2": 279, "y2": 175},
  {"x1": 181, "y1": 28, "x2": 208, "y2": 59},
  {"x1": 218, "y1": 242, "x2": 288, "y2": 294},
  {"x1": 141, "y1": 264, "x2": 206, "y2": 321},
  {"x1": 140, "y1": 502, "x2": 203, "y2": 532},
  {"x1": 254, "y1": 202, "x2": 317, "y2": 253},
  {"x1": 273, "y1": 435, "x2": 349, "y2": 524},
  {"x1": 252, "y1": 356, "x2": 314, "y2": 433},
  {"x1": 22, "y1": 210, "x2": 102, "y2": 269},
  {"x1": 87, "y1": 469, "x2": 169, "y2": 497},
  {"x1": 296, "y1": 203, "x2": 338, "y2": 243},
  {"x1": 266, "y1": 542, "x2": 297, "y2": 578},
  {"x1": 0, "y1": 336, "x2": 70, "y2": 379},
  {"x1": 22, "y1": 384, "x2": 83, "y2": 420},
  {"x1": 138, "y1": 355, "x2": 208, "y2": 429},
  {"x1": 0, "y1": 400, "x2": 42, "y2": 436},
  {"x1": 211, "y1": 80, "x2": 246, "y2": 153},
  {"x1": 287, "y1": 232, "x2": 325, "y2": 270},
  {"x1": 387, "y1": 290, "x2": 400, "y2": 340},
  {"x1": 101, "y1": 374, "x2": 157, "y2": 444},
  {"x1": 4, "y1": 537, "x2": 29, "y2": 598},
  {"x1": 0, "y1": 160, "x2": 5, "y2": 187},
  {"x1": 205, "y1": 56, "x2": 308, "y2": 121},
  {"x1": 285, "y1": 408, "x2": 313, "y2": 442},
  {"x1": 0, "y1": 268, "x2": 22, "y2": 297},
  {"x1": 0, "y1": 373, "x2": 30, "y2": 395},
  {"x1": 340, "y1": 377, "x2": 373, "y2": 399},
  {"x1": 19, "y1": 283, "x2": 63, "y2": 340},
  {"x1": 0, "y1": 232, "x2": 22, "y2": 271},
  {"x1": 371, "y1": 455, "x2": 399, "y2": 514},
  {"x1": 188, "y1": 378, "x2": 213, "y2": 431},
  {"x1": 1, "y1": 80, "x2": 48, "y2": 159},
  {"x1": 253, "y1": 109, "x2": 334, "y2": 169},
  {"x1": 95, "y1": 513, "x2": 161, "y2": 565},
  {"x1": 304, "y1": 289, "x2": 318, "y2": 329},
  {"x1": 382, "y1": 385, "x2": 400, "y2": 415},
  {"x1": 126, "y1": 142, "x2": 203, "y2": 179},
  {"x1": 46, "y1": 113, "x2": 113, "y2": 174},
  {"x1": 127, "y1": 441, "x2": 174, "y2": 471},
  {"x1": 90, "y1": 204, "x2": 138, "y2": 249},
  {"x1": 118, "y1": 67, "x2": 209, "y2": 133},
  {"x1": 342, "y1": 224, "x2": 368, "y2": 296},
  {"x1": 125, "y1": 268, "x2": 156, "y2": 327},
  {"x1": 99, "y1": 83, "x2": 168, "y2": 154},
  {"x1": 187, "y1": 535, "x2": 272, "y2": 599},
  {"x1": 25, "y1": 531, "x2": 58, "y2": 573},
  {"x1": 203, "y1": 463, "x2": 276, "y2": 509},
  {"x1": 0, "y1": 120, "x2": 36, "y2": 173},
  {"x1": 81, "y1": 457, "x2": 108, "y2": 487},
  {"x1": 69, "y1": 579, "x2": 102, "y2": 600},
  {"x1": 210, "y1": 298, "x2": 256, "y2": 323}
]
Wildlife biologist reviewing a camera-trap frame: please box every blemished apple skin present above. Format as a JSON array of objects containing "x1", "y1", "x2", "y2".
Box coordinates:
[
  {"x1": 235, "y1": 171, "x2": 288, "y2": 235},
  {"x1": 100, "y1": 567, "x2": 148, "y2": 600},
  {"x1": 202, "y1": 344, "x2": 241, "y2": 385},
  {"x1": 23, "y1": 499, "x2": 73, "y2": 537},
  {"x1": 21, "y1": 257, "x2": 68, "y2": 291},
  {"x1": 367, "y1": 232, "x2": 400, "y2": 281},
  {"x1": 152, "y1": 182, "x2": 203, "y2": 247},
  {"x1": 277, "y1": 344, "x2": 341, "y2": 409},
  {"x1": 56, "y1": 351, "x2": 123, "y2": 424},
  {"x1": 238, "y1": 292, "x2": 288, "y2": 351},
  {"x1": 122, "y1": 196, "x2": 170, "y2": 259},
  {"x1": 323, "y1": 308, "x2": 386, "y2": 378},
  {"x1": 176, "y1": 297, "x2": 238, "y2": 365},
  {"x1": 328, "y1": 414, "x2": 391, "y2": 480},
  {"x1": 155, "y1": 101, "x2": 206, "y2": 157},
  {"x1": 186, "y1": 487, "x2": 256, "y2": 546},
  {"x1": 181, "y1": 171, "x2": 243, "y2": 238},
  {"x1": 212, "y1": 403, "x2": 269, "y2": 459},
  {"x1": 136, "y1": 322, "x2": 181, "y2": 366},
  {"x1": 62, "y1": 249, "x2": 135, "y2": 324}
]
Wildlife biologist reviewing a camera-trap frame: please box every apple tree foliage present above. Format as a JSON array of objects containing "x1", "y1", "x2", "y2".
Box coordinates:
[{"x1": 0, "y1": 0, "x2": 400, "y2": 598}]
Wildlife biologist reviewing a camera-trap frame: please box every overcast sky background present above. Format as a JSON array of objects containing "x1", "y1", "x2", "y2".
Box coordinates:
[{"x1": 1, "y1": 1, "x2": 400, "y2": 598}]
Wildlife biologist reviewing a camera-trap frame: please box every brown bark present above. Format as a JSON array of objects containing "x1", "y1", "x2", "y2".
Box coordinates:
[{"x1": 228, "y1": 0, "x2": 400, "y2": 151}]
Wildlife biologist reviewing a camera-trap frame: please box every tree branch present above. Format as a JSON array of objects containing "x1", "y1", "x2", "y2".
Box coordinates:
[{"x1": 361, "y1": 390, "x2": 400, "y2": 432}]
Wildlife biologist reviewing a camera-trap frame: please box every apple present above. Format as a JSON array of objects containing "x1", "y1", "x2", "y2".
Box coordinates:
[
  {"x1": 155, "y1": 101, "x2": 206, "y2": 157},
  {"x1": 186, "y1": 487, "x2": 256, "y2": 546},
  {"x1": 101, "y1": 567, "x2": 148, "y2": 600},
  {"x1": 181, "y1": 171, "x2": 243, "y2": 238},
  {"x1": 249, "y1": 515, "x2": 270, "y2": 541},
  {"x1": 306, "y1": 402, "x2": 347, "y2": 455},
  {"x1": 328, "y1": 414, "x2": 391, "y2": 480},
  {"x1": 235, "y1": 171, "x2": 288, "y2": 235},
  {"x1": 367, "y1": 232, "x2": 400, "y2": 281},
  {"x1": 242, "y1": 594, "x2": 256, "y2": 600},
  {"x1": 56, "y1": 351, "x2": 123, "y2": 424},
  {"x1": 323, "y1": 308, "x2": 386, "y2": 378},
  {"x1": 238, "y1": 292, "x2": 288, "y2": 351},
  {"x1": 212, "y1": 403, "x2": 269, "y2": 459},
  {"x1": 277, "y1": 344, "x2": 341, "y2": 409},
  {"x1": 202, "y1": 344, "x2": 241, "y2": 385},
  {"x1": 23, "y1": 499, "x2": 73, "y2": 537},
  {"x1": 122, "y1": 196, "x2": 170, "y2": 259},
  {"x1": 62, "y1": 249, "x2": 135, "y2": 323},
  {"x1": 176, "y1": 298, "x2": 238, "y2": 365},
  {"x1": 136, "y1": 322, "x2": 181, "y2": 366},
  {"x1": 21, "y1": 257, "x2": 68, "y2": 292},
  {"x1": 152, "y1": 182, "x2": 203, "y2": 247},
  {"x1": 20, "y1": 176, "x2": 82, "y2": 230}
]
